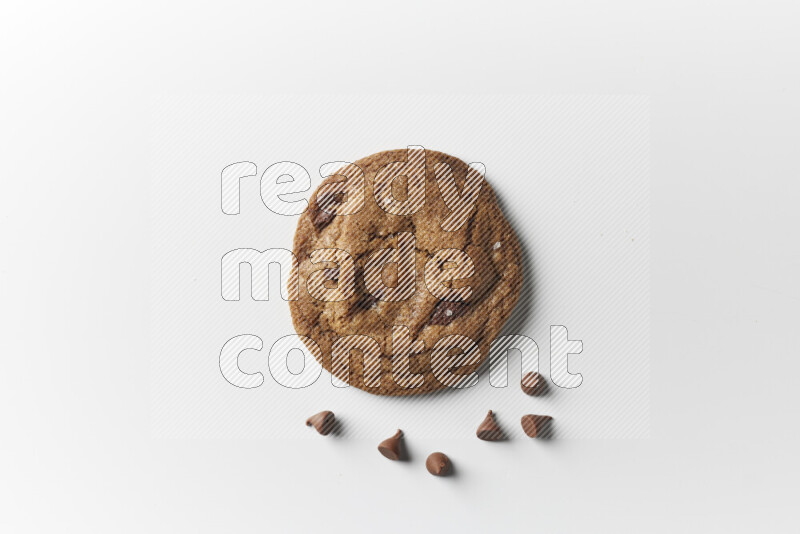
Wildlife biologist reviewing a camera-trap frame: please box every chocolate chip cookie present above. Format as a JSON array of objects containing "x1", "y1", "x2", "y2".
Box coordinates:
[{"x1": 289, "y1": 148, "x2": 522, "y2": 396}]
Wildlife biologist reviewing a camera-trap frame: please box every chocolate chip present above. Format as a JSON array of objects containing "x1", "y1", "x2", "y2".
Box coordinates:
[
  {"x1": 521, "y1": 371, "x2": 547, "y2": 396},
  {"x1": 318, "y1": 192, "x2": 344, "y2": 209},
  {"x1": 351, "y1": 292, "x2": 378, "y2": 313},
  {"x1": 430, "y1": 300, "x2": 468, "y2": 325},
  {"x1": 377, "y1": 429, "x2": 404, "y2": 461},
  {"x1": 312, "y1": 193, "x2": 343, "y2": 231},
  {"x1": 425, "y1": 452, "x2": 451, "y2": 476},
  {"x1": 305, "y1": 411, "x2": 335, "y2": 435},
  {"x1": 476, "y1": 410, "x2": 504, "y2": 441},
  {"x1": 521, "y1": 414, "x2": 553, "y2": 438},
  {"x1": 312, "y1": 210, "x2": 334, "y2": 231}
]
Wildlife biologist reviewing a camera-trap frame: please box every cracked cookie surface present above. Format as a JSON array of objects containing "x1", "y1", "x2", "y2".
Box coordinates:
[{"x1": 289, "y1": 149, "x2": 522, "y2": 396}]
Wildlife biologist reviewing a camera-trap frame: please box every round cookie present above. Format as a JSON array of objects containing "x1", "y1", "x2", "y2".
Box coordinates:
[{"x1": 289, "y1": 148, "x2": 522, "y2": 396}]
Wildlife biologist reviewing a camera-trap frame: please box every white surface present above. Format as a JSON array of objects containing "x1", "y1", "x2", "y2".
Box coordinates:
[{"x1": 1, "y1": 1, "x2": 799, "y2": 532}]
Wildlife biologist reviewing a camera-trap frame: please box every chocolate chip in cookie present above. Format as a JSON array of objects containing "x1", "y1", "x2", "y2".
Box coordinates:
[{"x1": 312, "y1": 192, "x2": 344, "y2": 231}]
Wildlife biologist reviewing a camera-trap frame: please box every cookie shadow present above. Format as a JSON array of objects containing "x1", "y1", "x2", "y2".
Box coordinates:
[
  {"x1": 494, "y1": 187, "x2": 538, "y2": 339},
  {"x1": 471, "y1": 186, "x2": 539, "y2": 384}
]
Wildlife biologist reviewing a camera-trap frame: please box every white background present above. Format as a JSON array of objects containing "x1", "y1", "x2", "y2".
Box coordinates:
[{"x1": 1, "y1": 1, "x2": 798, "y2": 532}]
